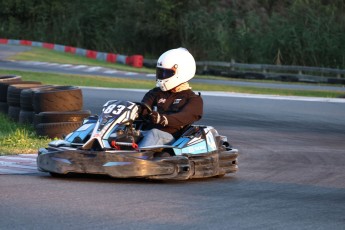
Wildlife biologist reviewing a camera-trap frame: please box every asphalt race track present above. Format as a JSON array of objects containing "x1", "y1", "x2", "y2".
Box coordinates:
[
  {"x1": 1, "y1": 87, "x2": 345, "y2": 230},
  {"x1": 1, "y1": 45, "x2": 345, "y2": 229},
  {"x1": 81, "y1": 88, "x2": 345, "y2": 188}
]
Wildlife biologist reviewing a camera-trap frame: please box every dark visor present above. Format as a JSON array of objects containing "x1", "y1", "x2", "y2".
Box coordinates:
[{"x1": 156, "y1": 67, "x2": 175, "y2": 80}]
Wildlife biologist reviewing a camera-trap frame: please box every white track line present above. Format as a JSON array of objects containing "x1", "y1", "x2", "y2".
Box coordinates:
[
  {"x1": 103, "y1": 70, "x2": 118, "y2": 74},
  {"x1": 71, "y1": 65, "x2": 87, "y2": 69},
  {"x1": 85, "y1": 66, "x2": 103, "y2": 72}
]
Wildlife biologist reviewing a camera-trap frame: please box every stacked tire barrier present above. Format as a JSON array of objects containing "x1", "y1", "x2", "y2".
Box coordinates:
[
  {"x1": 0, "y1": 75, "x2": 91, "y2": 139},
  {"x1": 8, "y1": 82, "x2": 42, "y2": 121},
  {"x1": 0, "y1": 38, "x2": 143, "y2": 68},
  {"x1": 0, "y1": 75, "x2": 22, "y2": 114},
  {"x1": 33, "y1": 86, "x2": 90, "y2": 138}
]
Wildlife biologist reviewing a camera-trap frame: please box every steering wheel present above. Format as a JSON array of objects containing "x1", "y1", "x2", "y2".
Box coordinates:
[
  {"x1": 134, "y1": 102, "x2": 152, "y2": 123},
  {"x1": 140, "y1": 102, "x2": 152, "y2": 114}
]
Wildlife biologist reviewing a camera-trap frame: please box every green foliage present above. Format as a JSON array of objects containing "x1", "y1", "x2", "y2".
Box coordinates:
[{"x1": 1, "y1": 0, "x2": 345, "y2": 68}]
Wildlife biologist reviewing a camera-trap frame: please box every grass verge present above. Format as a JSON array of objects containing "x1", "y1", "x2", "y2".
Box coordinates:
[{"x1": 0, "y1": 113, "x2": 52, "y2": 156}]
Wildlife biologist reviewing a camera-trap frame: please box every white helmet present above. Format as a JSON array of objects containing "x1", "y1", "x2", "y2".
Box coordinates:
[{"x1": 156, "y1": 47, "x2": 196, "y2": 91}]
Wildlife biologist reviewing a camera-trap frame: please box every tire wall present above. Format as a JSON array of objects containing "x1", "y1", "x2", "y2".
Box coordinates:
[
  {"x1": 0, "y1": 75, "x2": 23, "y2": 117},
  {"x1": 0, "y1": 75, "x2": 89, "y2": 139},
  {"x1": 7, "y1": 82, "x2": 42, "y2": 121}
]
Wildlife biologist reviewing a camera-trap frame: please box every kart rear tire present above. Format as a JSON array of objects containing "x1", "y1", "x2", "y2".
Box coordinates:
[
  {"x1": 33, "y1": 86, "x2": 83, "y2": 113},
  {"x1": 35, "y1": 121, "x2": 82, "y2": 139},
  {"x1": 34, "y1": 110, "x2": 91, "y2": 125}
]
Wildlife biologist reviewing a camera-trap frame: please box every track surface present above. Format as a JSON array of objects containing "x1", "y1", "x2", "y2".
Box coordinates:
[{"x1": 1, "y1": 45, "x2": 345, "y2": 229}]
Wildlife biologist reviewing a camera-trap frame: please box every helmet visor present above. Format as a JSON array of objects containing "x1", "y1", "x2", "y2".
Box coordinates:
[{"x1": 156, "y1": 67, "x2": 175, "y2": 80}]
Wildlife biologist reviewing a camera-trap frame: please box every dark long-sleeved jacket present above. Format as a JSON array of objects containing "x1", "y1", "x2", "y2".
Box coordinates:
[{"x1": 141, "y1": 87, "x2": 203, "y2": 138}]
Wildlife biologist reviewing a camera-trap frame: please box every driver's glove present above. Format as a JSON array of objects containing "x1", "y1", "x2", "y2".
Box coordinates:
[{"x1": 150, "y1": 111, "x2": 168, "y2": 126}]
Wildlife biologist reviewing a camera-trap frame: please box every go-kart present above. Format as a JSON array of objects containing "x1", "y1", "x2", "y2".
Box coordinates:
[{"x1": 37, "y1": 100, "x2": 239, "y2": 180}]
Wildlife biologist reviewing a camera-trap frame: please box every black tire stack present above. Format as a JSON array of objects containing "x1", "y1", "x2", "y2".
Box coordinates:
[
  {"x1": 32, "y1": 86, "x2": 90, "y2": 138},
  {"x1": 0, "y1": 75, "x2": 91, "y2": 139},
  {"x1": 0, "y1": 75, "x2": 23, "y2": 114},
  {"x1": 7, "y1": 82, "x2": 42, "y2": 121}
]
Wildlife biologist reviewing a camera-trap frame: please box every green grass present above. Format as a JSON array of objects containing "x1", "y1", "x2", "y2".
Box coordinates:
[
  {"x1": 0, "y1": 69, "x2": 155, "y2": 89},
  {"x1": 0, "y1": 113, "x2": 52, "y2": 155}
]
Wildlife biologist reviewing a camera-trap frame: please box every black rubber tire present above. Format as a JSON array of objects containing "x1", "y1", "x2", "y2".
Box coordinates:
[
  {"x1": 0, "y1": 101, "x2": 8, "y2": 114},
  {"x1": 49, "y1": 172, "x2": 70, "y2": 178},
  {"x1": 8, "y1": 106, "x2": 21, "y2": 121},
  {"x1": 33, "y1": 86, "x2": 83, "y2": 113},
  {"x1": 7, "y1": 83, "x2": 42, "y2": 107},
  {"x1": 0, "y1": 75, "x2": 22, "y2": 82},
  {"x1": 34, "y1": 110, "x2": 91, "y2": 125},
  {"x1": 19, "y1": 110, "x2": 35, "y2": 124},
  {"x1": 35, "y1": 121, "x2": 82, "y2": 139},
  {"x1": 20, "y1": 85, "x2": 53, "y2": 111},
  {"x1": 0, "y1": 80, "x2": 23, "y2": 102}
]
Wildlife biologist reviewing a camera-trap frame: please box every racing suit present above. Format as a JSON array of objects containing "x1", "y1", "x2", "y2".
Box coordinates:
[{"x1": 139, "y1": 86, "x2": 203, "y2": 147}]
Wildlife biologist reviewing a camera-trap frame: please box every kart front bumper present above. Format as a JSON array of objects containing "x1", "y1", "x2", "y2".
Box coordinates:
[{"x1": 37, "y1": 147, "x2": 193, "y2": 180}]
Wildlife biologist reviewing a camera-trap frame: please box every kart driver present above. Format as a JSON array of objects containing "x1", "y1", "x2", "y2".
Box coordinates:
[{"x1": 139, "y1": 47, "x2": 203, "y2": 148}]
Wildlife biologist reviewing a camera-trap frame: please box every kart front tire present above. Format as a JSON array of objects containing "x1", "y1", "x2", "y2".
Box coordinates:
[{"x1": 49, "y1": 172, "x2": 70, "y2": 178}]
